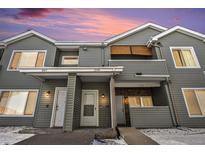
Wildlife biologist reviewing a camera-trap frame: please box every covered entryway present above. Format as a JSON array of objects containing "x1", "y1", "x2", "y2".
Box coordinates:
[
  {"x1": 50, "y1": 87, "x2": 67, "y2": 127},
  {"x1": 80, "y1": 90, "x2": 99, "y2": 126}
]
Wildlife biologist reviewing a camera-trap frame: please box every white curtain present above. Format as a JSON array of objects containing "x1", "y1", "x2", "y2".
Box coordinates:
[
  {"x1": 195, "y1": 90, "x2": 205, "y2": 115},
  {"x1": 182, "y1": 50, "x2": 196, "y2": 67},
  {"x1": 18, "y1": 52, "x2": 38, "y2": 68}
]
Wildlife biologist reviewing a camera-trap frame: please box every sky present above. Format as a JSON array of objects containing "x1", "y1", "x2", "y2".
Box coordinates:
[{"x1": 0, "y1": 8, "x2": 205, "y2": 41}]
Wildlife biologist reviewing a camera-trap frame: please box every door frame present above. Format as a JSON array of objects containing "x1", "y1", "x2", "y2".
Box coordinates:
[
  {"x1": 50, "y1": 87, "x2": 67, "y2": 127},
  {"x1": 80, "y1": 89, "x2": 99, "y2": 127}
]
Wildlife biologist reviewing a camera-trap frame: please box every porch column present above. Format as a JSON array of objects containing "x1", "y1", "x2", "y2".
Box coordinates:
[
  {"x1": 63, "y1": 73, "x2": 77, "y2": 131},
  {"x1": 110, "y1": 76, "x2": 117, "y2": 128}
]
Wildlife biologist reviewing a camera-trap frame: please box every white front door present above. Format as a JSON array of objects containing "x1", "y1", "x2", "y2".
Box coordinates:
[
  {"x1": 80, "y1": 90, "x2": 98, "y2": 126},
  {"x1": 53, "y1": 87, "x2": 67, "y2": 127}
]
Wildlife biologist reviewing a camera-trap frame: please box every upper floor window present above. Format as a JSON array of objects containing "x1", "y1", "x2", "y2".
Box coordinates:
[
  {"x1": 170, "y1": 47, "x2": 200, "y2": 68},
  {"x1": 182, "y1": 88, "x2": 205, "y2": 117},
  {"x1": 61, "y1": 56, "x2": 79, "y2": 65},
  {"x1": 0, "y1": 89, "x2": 38, "y2": 116},
  {"x1": 8, "y1": 50, "x2": 46, "y2": 70}
]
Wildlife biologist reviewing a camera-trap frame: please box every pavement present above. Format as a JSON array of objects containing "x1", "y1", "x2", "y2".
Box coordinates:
[
  {"x1": 118, "y1": 127, "x2": 159, "y2": 145},
  {"x1": 16, "y1": 128, "x2": 118, "y2": 145}
]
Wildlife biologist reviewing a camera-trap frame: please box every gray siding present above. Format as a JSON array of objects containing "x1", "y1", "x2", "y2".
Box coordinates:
[
  {"x1": 82, "y1": 82, "x2": 111, "y2": 128},
  {"x1": 64, "y1": 74, "x2": 76, "y2": 131},
  {"x1": 130, "y1": 106, "x2": 173, "y2": 128},
  {"x1": 0, "y1": 36, "x2": 56, "y2": 88},
  {"x1": 110, "y1": 28, "x2": 162, "y2": 45},
  {"x1": 72, "y1": 76, "x2": 82, "y2": 129},
  {"x1": 0, "y1": 117, "x2": 34, "y2": 126},
  {"x1": 79, "y1": 47, "x2": 104, "y2": 67},
  {"x1": 109, "y1": 60, "x2": 168, "y2": 81},
  {"x1": 158, "y1": 32, "x2": 205, "y2": 127},
  {"x1": 34, "y1": 79, "x2": 67, "y2": 127}
]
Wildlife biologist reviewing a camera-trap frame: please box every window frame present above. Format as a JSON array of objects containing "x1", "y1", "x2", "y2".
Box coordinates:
[
  {"x1": 0, "y1": 89, "x2": 39, "y2": 117},
  {"x1": 61, "y1": 55, "x2": 79, "y2": 65},
  {"x1": 182, "y1": 88, "x2": 205, "y2": 118},
  {"x1": 7, "y1": 50, "x2": 47, "y2": 71},
  {"x1": 170, "y1": 47, "x2": 200, "y2": 69}
]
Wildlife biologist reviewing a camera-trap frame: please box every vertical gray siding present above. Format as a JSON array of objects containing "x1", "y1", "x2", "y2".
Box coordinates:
[
  {"x1": 158, "y1": 32, "x2": 205, "y2": 127},
  {"x1": 34, "y1": 79, "x2": 67, "y2": 127},
  {"x1": 130, "y1": 106, "x2": 173, "y2": 128},
  {"x1": 82, "y1": 82, "x2": 111, "y2": 128},
  {"x1": 64, "y1": 74, "x2": 76, "y2": 131},
  {"x1": 72, "y1": 76, "x2": 82, "y2": 129}
]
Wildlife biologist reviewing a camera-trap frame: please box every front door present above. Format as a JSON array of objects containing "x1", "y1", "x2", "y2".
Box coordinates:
[
  {"x1": 80, "y1": 90, "x2": 98, "y2": 126},
  {"x1": 116, "y1": 96, "x2": 126, "y2": 125},
  {"x1": 53, "y1": 87, "x2": 67, "y2": 127}
]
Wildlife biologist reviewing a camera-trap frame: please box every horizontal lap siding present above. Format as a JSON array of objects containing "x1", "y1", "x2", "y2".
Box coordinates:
[
  {"x1": 159, "y1": 32, "x2": 205, "y2": 127},
  {"x1": 0, "y1": 117, "x2": 34, "y2": 126},
  {"x1": 82, "y1": 82, "x2": 111, "y2": 128},
  {"x1": 110, "y1": 60, "x2": 168, "y2": 81},
  {"x1": 64, "y1": 74, "x2": 76, "y2": 131},
  {"x1": 34, "y1": 79, "x2": 67, "y2": 128},
  {"x1": 130, "y1": 106, "x2": 173, "y2": 128},
  {"x1": 72, "y1": 77, "x2": 82, "y2": 129}
]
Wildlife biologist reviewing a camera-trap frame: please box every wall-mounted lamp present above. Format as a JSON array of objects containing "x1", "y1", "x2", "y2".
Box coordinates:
[
  {"x1": 46, "y1": 90, "x2": 51, "y2": 97},
  {"x1": 101, "y1": 93, "x2": 105, "y2": 98},
  {"x1": 83, "y1": 47, "x2": 87, "y2": 51}
]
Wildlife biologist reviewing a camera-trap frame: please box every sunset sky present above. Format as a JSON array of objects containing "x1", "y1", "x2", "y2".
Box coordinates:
[{"x1": 0, "y1": 8, "x2": 205, "y2": 41}]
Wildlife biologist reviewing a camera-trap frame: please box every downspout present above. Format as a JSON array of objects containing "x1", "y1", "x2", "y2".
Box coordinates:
[{"x1": 150, "y1": 42, "x2": 179, "y2": 127}]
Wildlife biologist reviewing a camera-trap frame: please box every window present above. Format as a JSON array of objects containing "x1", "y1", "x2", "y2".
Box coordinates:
[
  {"x1": 0, "y1": 90, "x2": 38, "y2": 116},
  {"x1": 183, "y1": 88, "x2": 205, "y2": 117},
  {"x1": 62, "y1": 56, "x2": 78, "y2": 65},
  {"x1": 170, "y1": 47, "x2": 200, "y2": 68},
  {"x1": 128, "y1": 96, "x2": 153, "y2": 107},
  {"x1": 111, "y1": 45, "x2": 152, "y2": 56},
  {"x1": 8, "y1": 50, "x2": 46, "y2": 70}
]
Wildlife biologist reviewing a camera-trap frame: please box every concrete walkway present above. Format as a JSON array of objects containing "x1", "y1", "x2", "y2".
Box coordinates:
[
  {"x1": 118, "y1": 127, "x2": 158, "y2": 145},
  {"x1": 16, "y1": 128, "x2": 117, "y2": 145}
]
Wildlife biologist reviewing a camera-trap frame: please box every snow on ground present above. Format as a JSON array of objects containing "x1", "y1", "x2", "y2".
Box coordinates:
[
  {"x1": 140, "y1": 127, "x2": 205, "y2": 145},
  {"x1": 91, "y1": 137, "x2": 127, "y2": 145},
  {"x1": 0, "y1": 127, "x2": 34, "y2": 145}
]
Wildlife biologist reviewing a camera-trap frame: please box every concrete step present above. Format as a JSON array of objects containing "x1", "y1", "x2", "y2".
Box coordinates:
[{"x1": 118, "y1": 127, "x2": 159, "y2": 145}]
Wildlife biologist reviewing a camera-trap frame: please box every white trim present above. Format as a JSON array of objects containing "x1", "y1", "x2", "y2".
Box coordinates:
[
  {"x1": 7, "y1": 50, "x2": 47, "y2": 72},
  {"x1": 50, "y1": 87, "x2": 67, "y2": 128},
  {"x1": 61, "y1": 55, "x2": 79, "y2": 65},
  {"x1": 104, "y1": 23, "x2": 167, "y2": 44},
  {"x1": 0, "y1": 89, "x2": 39, "y2": 117},
  {"x1": 19, "y1": 66, "x2": 124, "y2": 73},
  {"x1": 169, "y1": 47, "x2": 201, "y2": 69},
  {"x1": 108, "y1": 59, "x2": 166, "y2": 62},
  {"x1": 135, "y1": 74, "x2": 170, "y2": 78},
  {"x1": 55, "y1": 42, "x2": 102, "y2": 46},
  {"x1": 152, "y1": 26, "x2": 205, "y2": 42},
  {"x1": 80, "y1": 89, "x2": 99, "y2": 127},
  {"x1": 3, "y1": 30, "x2": 55, "y2": 44},
  {"x1": 182, "y1": 88, "x2": 205, "y2": 118}
]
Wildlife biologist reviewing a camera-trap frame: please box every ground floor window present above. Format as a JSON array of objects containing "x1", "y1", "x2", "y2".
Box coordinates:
[
  {"x1": 183, "y1": 88, "x2": 205, "y2": 116},
  {"x1": 0, "y1": 90, "x2": 38, "y2": 116}
]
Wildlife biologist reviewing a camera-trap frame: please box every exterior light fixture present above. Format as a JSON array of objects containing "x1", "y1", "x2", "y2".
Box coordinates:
[
  {"x1": 101, "y1": 94, "x2": 105, "y2": 98},
  {"x1": 46, "y1": 90, "x2": 51, "y2": 97}
]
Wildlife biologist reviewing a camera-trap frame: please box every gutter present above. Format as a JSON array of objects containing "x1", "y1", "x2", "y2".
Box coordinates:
[{"x1": 148, "y1": 41, "x2": 179, "y2": 127}]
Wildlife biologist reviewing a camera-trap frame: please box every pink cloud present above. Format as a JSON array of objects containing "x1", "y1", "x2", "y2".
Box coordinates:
[{"x1": 0, "y1": 9, "x2": 145, "y2": 40}]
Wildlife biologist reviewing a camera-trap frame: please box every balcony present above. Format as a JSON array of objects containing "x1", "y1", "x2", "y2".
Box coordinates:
[{"x1": 108, "y1": 59, "x2": 169, "y2": 81}]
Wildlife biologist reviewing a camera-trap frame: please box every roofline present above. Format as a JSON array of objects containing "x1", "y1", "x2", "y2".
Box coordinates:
[
  {"x1": 55, "y1": 41, "x2": 103, "y2": 46},
  {"x1": 3, "y1": 30, "x2": 56, "y2": 44},
  {"x1": 104, "y1": 23, "x2": 168, "y2": 44},
  {"x1": 151, "y1": 26, "x2": 205, "y2": 42}
]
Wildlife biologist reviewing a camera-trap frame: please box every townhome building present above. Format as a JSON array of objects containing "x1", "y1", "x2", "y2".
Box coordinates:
[{"x1": 0, "y1": 23, "x2": 205, "y2": 131}]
